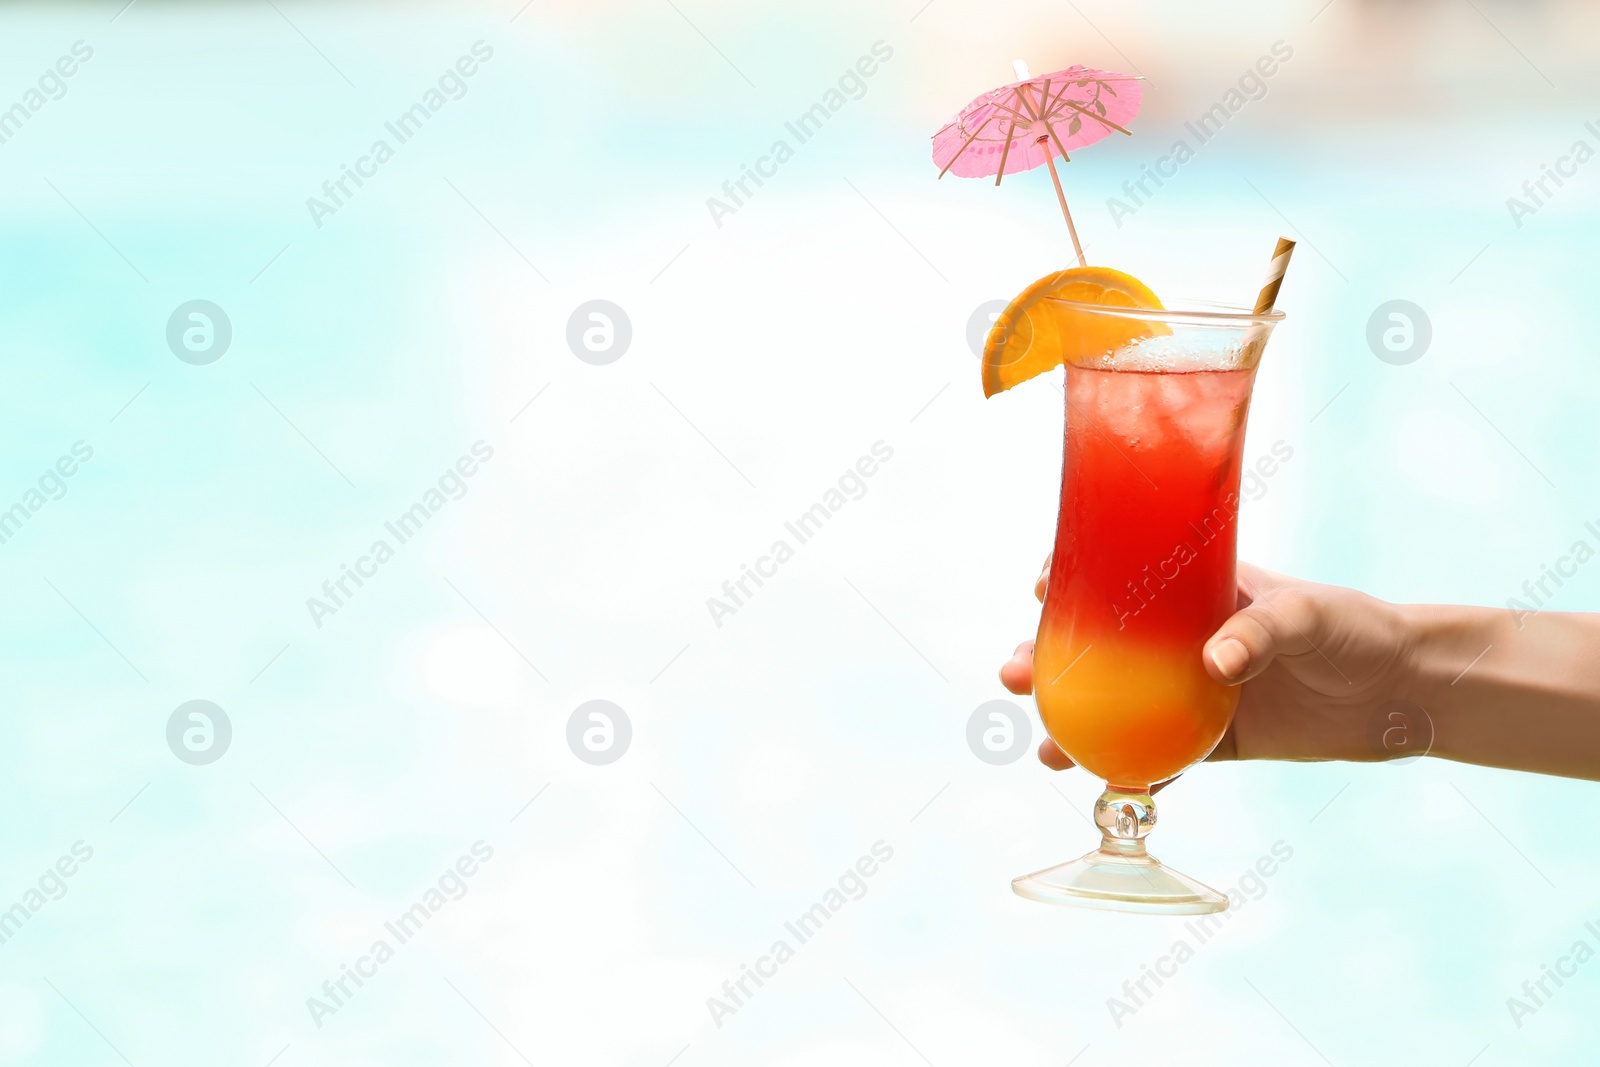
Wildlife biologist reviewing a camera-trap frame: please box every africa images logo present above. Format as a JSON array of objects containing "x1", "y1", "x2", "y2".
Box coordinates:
[
  {"x1": 305, "y1": 42, "x2": 495, "y2": 229},
  {"x1": 305, "y1": 442, "x2": 494, "y2": 628},
  {"x1": 705, "y1": 841, "x2": 893, "y2": 1029},
  {"x1": 705, "y1": 41, "x2": 894, "y2": 228},
  {"x1": 306, "y1": 842, "x2": 494, "y2": 1028}
]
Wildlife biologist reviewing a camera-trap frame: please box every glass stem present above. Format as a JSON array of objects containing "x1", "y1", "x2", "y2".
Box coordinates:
[{"x1": 1095, "y1": 785, "x2": 1156, "y2": 857}]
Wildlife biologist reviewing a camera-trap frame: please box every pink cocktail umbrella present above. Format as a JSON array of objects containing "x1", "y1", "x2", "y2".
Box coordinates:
[{"x1": 932, "y1": 61, "x2": 1142, "y2": 267}]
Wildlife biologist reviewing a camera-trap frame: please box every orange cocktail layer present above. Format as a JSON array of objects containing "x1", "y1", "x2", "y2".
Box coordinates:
[{"x1": 1034, "y1": 364, "x2": 1254, "y2": 788}]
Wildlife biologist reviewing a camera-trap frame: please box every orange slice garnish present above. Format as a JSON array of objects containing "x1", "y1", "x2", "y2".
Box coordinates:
[{"x1": 982, "y1": 266, "x2": 1166, "y2": 397}]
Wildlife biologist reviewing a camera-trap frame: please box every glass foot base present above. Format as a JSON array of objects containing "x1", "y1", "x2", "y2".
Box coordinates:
[
  {"x1": 1012, "y1": 846, "x2": 1229, "y2": 914},
  {"x1": 1012, "y1": 786, "x2": 1227, "y2": 915}
]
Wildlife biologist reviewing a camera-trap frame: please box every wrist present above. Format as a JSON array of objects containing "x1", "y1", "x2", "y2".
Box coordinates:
[
  {"x1": 1394, "y1": 604, "x2": 1450, "y2": 707},
  {"x1": 1394, "y1": 602, "x2": 1507, "y2": 760}
]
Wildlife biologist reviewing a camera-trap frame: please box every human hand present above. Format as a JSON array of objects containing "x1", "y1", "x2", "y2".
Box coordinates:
[{"x1": 1000, "y1": 555, "x2": 1416, "y2": 774}]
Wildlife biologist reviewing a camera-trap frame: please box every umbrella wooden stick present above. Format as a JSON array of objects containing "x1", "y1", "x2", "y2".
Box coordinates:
[
  {"x1": 1016, "y1": 82, "x2": 1087, "y2": 267},
  {"x1": 1041, "y1": 148, "x2": 1086, "y2": 268},
  {"x1": 1033, "y1": 113, "x2": 1086, "y2": 267}
]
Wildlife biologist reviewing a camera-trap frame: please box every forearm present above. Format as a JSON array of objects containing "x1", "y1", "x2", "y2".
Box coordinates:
[{"x1": 1402, "y1": 603, "x2": 1600, "y2": 781}]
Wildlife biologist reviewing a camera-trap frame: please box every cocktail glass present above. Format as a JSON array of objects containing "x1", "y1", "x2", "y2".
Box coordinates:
[{"x1": 1011, "y1": 299, "x2": 1281, "y2": 915}]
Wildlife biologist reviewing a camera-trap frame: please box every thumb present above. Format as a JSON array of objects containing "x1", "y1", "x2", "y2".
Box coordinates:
[{"x1": 1203, "y1": 589, "x2": 1320, "y2": 685}]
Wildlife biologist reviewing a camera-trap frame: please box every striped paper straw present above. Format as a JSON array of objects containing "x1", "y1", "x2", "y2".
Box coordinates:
[{"x1": 1253, "y1": 236, "x2": 1296, "y2": 314}]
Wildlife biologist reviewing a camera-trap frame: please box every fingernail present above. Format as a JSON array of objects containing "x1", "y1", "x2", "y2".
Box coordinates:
[{"x1": 1210, "y1": 638, "x2": 1250, "y2": 681}]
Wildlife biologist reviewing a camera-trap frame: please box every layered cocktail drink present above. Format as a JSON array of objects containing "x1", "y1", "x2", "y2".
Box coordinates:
[
  {"x1": 1033, "y1": 364, "x2": 1255, "y2": 788},
  {"x1": 1009, "y1": 297, "x2": 1280, "y2": 914}
]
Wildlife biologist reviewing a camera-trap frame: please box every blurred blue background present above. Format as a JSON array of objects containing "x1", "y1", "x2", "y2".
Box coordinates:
[{"x1": 1, "y1": 0, "x2": 1598, "y2": 1063}]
